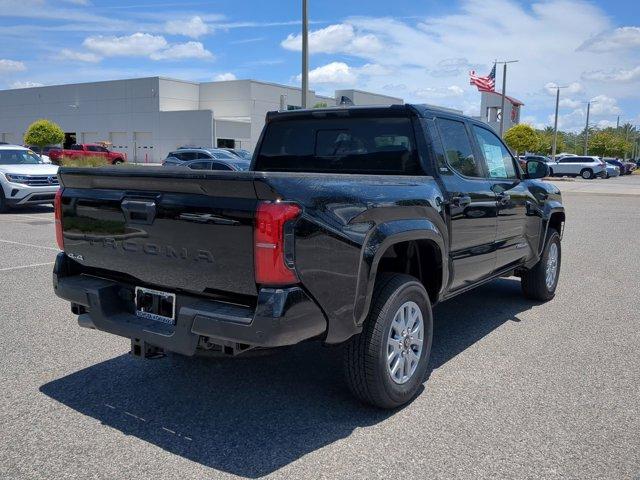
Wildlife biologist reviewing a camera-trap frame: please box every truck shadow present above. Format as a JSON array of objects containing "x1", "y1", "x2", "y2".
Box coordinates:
[{"x1": 40, "y1": 277, "x2": 535, "y2": 477}]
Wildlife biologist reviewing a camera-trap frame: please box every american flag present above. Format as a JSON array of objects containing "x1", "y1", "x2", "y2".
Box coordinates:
[{"x1": 469, "y1": 63, "x2": 496, "y2": 92}]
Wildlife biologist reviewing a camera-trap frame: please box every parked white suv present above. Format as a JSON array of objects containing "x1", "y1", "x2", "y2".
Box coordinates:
[
  {"x1": 547, "y1": 155, "x2": 606, "y2": 179},
  {"x1": 0, "y1": 145, "x2": 59, "y2": 212}
]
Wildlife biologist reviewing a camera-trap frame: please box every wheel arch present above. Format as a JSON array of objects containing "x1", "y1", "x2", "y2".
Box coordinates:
[{"x1": 353, "y1": 218, "x2": 448, "y2": 325}]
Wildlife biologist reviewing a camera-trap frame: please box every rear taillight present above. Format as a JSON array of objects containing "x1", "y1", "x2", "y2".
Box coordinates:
[
  {"x1": 54, "y1": 188, "x2": 64, "y2": 250},
  {"x1": 254, "y1": 201, "x2": 301, "y2": 285}
]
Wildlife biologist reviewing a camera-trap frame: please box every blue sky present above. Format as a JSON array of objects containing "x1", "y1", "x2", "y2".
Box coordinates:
[{"x1": 0, "y1": 0, "x2": 639, "y2": 131}]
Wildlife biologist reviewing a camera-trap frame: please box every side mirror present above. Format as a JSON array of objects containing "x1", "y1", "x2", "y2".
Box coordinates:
[{"x1": 526, "y1": 159, "x2": 549, "y2": 179}]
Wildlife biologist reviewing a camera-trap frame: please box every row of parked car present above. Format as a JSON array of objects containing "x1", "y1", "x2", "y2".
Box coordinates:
[
  {"x1": 162, "y1": 146, "x2": 252, "y2": 171},
  {"x1": 519, "y1": 153, "x2": 638, "y2": 179}
]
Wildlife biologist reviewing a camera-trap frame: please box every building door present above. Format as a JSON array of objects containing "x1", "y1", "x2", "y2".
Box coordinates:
[
  {"x1": 64, "y1": 133, "x2": 76, "y2": 149},
  {"x1": 217, "y1": 138, "x2": 235, "y2": 148},
  {"x1": 133, "y1": 132, "x2": 153, "y2": 163},
  {"x1": 109, "y1": 132, "x2": 128, "y2": 154},
  {"x1": 1, "y1": 133, "x2": 16, "y2": 144}
]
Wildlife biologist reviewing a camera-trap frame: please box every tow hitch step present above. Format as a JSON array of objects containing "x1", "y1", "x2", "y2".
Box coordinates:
[{"x1": 130, "y1": 338, "x2": 165, "y2": 359}]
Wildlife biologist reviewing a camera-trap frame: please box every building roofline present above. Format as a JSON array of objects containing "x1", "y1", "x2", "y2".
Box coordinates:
[
  {"x1": 483, "y1": 90, "x2": 524, "y2": 106},
  {"x1": 335, "y1": 88, "x2": 403, "y2": 101}
]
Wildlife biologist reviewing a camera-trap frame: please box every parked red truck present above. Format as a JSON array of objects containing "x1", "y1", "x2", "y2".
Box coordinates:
[{"x1": 49, "y1": 144, "x2": 126, "y2": 165}]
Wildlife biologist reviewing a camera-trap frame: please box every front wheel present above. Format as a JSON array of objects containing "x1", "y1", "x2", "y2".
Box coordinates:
[
  {"x1": 0, "y1": 189, "x2": 8, "y2": 213},
  {"x1": 343, "y1": 274, "x2": 433, "y2": 409},
  {"x1": 521, "y1": 228, "x2": 561, "y2": 301}
]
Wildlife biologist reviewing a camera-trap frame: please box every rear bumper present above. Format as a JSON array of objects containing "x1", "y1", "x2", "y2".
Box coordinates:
[{"x1": 52, "y1": 253, "x2": 327, "y2": 355}]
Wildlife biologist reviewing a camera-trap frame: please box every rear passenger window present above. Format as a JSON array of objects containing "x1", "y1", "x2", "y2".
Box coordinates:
[
  {"x1": 436, "y1": 118, "x2": 483, "y2": 178},
  {"x1": 188, "y1": 161, "x2": 210, "y2": 170},
  {"x1": 211, "y1": 162, "x2": 232, "y2": 171}
]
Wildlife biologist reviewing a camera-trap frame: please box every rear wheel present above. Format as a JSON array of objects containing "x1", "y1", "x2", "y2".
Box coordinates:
[
  {"x1": 581, "y1": 168, "x2": 593, "y2": 179},
  {"x1": 343, "y1": 274, "x2": 433, "y2": 409},
  {"x1": 521, "y1": 228, "x2": 561, "y2": 301}
]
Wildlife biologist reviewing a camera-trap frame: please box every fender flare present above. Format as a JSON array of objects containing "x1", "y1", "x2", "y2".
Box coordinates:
[
  {"x1": 353, "y1": 218, "x2": 448, "y2": 325},
  {"x1": 538, "y1": 202, "x2": 565, "y2": 254}
]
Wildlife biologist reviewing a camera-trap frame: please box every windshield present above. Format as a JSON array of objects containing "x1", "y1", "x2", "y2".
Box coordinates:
[
  {"x1": 206, "y1": 149, "x2": 237, "y2": 160},
  {"x1": 0, "y1": 149, "x2": 43, "y2": 165}
]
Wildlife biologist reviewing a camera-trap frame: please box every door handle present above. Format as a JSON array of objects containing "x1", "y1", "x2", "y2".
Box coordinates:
[
  {"x1": 451, "y1": 195, "x2": 471, "y2": 207},
  {"x1": 496, "y1": 193, "x2": 511, "y2": 206},
  {"x1": 121, "y1": 199, "x2": 157, "y2": 225}
]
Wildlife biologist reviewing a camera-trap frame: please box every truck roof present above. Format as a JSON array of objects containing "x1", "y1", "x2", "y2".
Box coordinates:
[{"x1": 266, "y1": 103, "x2": 470, "y2": 122}]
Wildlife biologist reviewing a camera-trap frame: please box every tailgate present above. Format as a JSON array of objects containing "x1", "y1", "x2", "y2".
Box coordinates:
[{"x1": 58, "y1": 167, "x2": 260, "y2": 296}]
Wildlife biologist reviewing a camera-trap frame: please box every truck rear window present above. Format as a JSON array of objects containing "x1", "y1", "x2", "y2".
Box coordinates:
[{"x1": 255, "y1": 116, "x2": 421, "y2": 174}]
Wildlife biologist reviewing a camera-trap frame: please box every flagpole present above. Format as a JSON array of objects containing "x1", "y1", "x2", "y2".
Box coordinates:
[{"x1": 496, "y1": 60, "x2": 518, "y2": 138}]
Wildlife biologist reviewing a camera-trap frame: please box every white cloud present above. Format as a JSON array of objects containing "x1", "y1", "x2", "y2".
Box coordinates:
[
  {"x1": 83, "y1": 33, "x2": 212, "y2": 61},
  {"x1": 9, "y1": 80, "x2": 43, "y2": 89},
  {"x1": 165, "y1": 16, "x2": 209, "y2": 39},
  {"x1": 595, "y1": 119, "x2": 616, "y2": 128},
  {"x1": 0, "y1": 59, "x2": 27, "y2": 73},
  {"x1": 578, "y1": 26, "x2": 640, "y2": 53},
  {"x1": 544, "y1": 82, "x2": 583, "y2": 95},
  {"x1": 57, "y1": 48, "x2": 101, "y2": 63},
  {"x1": 214, "y1": 72, "x2": 237, "y2": 81},
  {"x1": 413, "y1": 85, "x2": 465, "y2": 101},
  {"x1": 297, "y1": 62, "x2": 357, "y2": 84},
  {"x1": 84, "y1": 33, "x2": 167, "y2": 57},
  {"x1": 149, "y1": 41, "x2": 213, "y2": 60},
  {"x1": 589, "y1": 94, "x2": 621, "y2": 115},
  {"x1": 279, "y1": 1, "x2": 640, "y2": 128},
  {"x1": 559, "y1": 98, "x2": 582, "y2": 109},
  {"x1": 582, "y1": 66, "x2": 640, "y2": 82},
  {"x1": 281, "y1": 23, "x2": 382, "y2": 55}
]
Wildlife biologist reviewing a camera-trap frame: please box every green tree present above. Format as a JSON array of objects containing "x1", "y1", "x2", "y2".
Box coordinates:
[
  {"x1": 23, "y1": 119, "x2": 64, "y2": 150},
  {"x1": 536, "y1": 127, "x2": 565, "y2": 156},
  {"x1": 312, "y1": 102, "x2": 328, "y2": 108},
  {"x1": 504, "y1": 124, "x2": 541, "y2": 156},
  {"x1": 588, "y1": 130, "x2": 628, "y2": 157}
]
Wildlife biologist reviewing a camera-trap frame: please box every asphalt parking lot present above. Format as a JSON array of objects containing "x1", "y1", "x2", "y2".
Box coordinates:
[{"x1": 1, "y1": 175, "x2": 639, "y2": 479}]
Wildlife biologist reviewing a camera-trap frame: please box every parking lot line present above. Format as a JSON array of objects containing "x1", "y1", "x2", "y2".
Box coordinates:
[
  {"x1": 0, "y1": 261, "x2": 55, "y2": 272},
  {"x1": 0, "y1": 238, "x2": 59, "y2": 251}
]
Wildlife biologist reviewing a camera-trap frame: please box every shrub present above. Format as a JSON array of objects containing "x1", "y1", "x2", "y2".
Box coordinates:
[
  {"x1": 24, "y1": 119, "x2": 64, "y2": 150},
  {"x1": 60, "y1": 156, "x2": 110, "y2": 167}
]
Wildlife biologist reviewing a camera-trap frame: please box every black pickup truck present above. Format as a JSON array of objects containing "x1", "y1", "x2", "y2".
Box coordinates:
[{"x1": 53, "y1": 105, "x2": 564, "y2": 408}]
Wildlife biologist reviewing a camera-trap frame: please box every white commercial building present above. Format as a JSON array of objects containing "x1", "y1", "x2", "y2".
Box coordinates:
[{"x1": 0, "y1": 77, "x2": 403, "y2": 163}]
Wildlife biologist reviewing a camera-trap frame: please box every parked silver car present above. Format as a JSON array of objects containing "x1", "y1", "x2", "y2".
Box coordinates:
[
  {"x1": 546, "y1": 155, "x2": 607, "y2": 179},
  {"x1": 605, "y1": 163, "x2": 620, "y2": 178}
]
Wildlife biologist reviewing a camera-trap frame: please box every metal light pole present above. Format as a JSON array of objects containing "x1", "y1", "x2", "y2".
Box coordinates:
[
  {"x1": 551, "y1": 85, "x2": 568, "y2": 161},
  {"x1": 496, "y1": 60, "x2": 518, "y2": 138},
  {"x1": 301, "y1": 0, "x2": 309, "y2": 109},
  {"x1": 584, "y1": 101, "x2": 591, "y2": 155}
]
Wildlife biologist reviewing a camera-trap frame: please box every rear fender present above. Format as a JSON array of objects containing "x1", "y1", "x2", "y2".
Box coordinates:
[{"x1": 353, "y1": 218, "x2": 447, "y2": 325}]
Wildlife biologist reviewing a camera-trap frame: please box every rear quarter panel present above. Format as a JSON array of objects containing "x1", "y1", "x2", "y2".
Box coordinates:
[{"x1": 255, "y1": 172, "x2": 446, "y2": 343}]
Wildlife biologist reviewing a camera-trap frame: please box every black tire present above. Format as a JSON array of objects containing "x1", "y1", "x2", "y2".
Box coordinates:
[
  {"x1": 548, "y1": 168, "x2": 554, "y2": 176},
  {"x1": 580, "y1": 168, "x2": 593, "y2": 179},
  {"x1": 521, "y1": 228, "x2": 561, "y2": 301},
  {"x1": 0, "y1": 189, "x2": 8, "y2": 213},
  {"x1": 343, "y1": 273, "x2": 433, "y2": 409}
]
